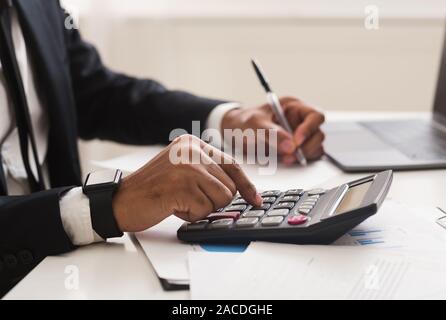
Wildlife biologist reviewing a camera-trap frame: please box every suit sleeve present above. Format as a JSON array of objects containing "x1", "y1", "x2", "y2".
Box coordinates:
[
  {"x1": 0, "y1": 188, "x2": 75, "y2": 295},
  {"x1": 61, "y1": 9, "x2": 225, "y2": 145}
]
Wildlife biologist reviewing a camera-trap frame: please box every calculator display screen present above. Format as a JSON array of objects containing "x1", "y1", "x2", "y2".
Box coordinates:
[{"x1": 334, "y1": 180, "x2": 373, "y2": 215}]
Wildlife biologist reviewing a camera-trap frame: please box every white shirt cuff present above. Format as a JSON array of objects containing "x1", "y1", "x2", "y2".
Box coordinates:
[
  {"x1": 205, "y1": 102, "x2": 241, "y2": 148},
  {"x1": 59, "y1": 187, "x2": 104, "y2": 246}
]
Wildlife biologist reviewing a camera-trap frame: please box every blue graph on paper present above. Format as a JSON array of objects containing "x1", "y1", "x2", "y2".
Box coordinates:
[
  {"x1": 334, "y1": 226, "x2": 407, "y2": 248},
  {"x1": 347, "y1": 229, "x2": 386, "y2": 246},
  {"x1": 334, "y1": 224, "x2": 408, "y2": 248},
  {"x1": 197, "y1": 244, "x2": 248, "y2": 253}
]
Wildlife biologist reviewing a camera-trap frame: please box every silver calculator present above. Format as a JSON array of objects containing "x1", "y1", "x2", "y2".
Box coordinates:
[{"x1": 177, "y1": 170, "x2": 393, "y2": 245}]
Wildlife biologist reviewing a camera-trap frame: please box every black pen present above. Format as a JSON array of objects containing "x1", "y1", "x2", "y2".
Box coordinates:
[{"x1": 251, "y1": 58, "x2": 307, "y2": 165}]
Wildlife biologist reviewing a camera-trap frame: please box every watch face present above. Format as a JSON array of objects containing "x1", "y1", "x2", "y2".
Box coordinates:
[{"x1": 85, "y1": 170, "x2": 121, "y2": 188}]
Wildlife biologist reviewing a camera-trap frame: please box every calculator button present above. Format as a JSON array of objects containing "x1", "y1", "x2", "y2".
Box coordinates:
[
  {"x1": 261, "y1": 196, "x2": 277, "y2": 203},
  {"x1": 301, "y1": 200, "x2": 317, "y2": 206},
  {"x1": 280, "y1": 195, "x2": 299, "y2": 202},
  {"x1": 243, "y1": 210, "x2": 265, "y2": 218},
  {"x1": 274, "y1": 202, "x2": 295, "y2": 209},
  {"x1": 187, "y1": 220, "x2": 208, "y2": 230},
  {"x1": 267, "y1": 209, "x2": 289, "y2": 217},
  {"x1": 285, "y1": 189, "x2": 303, "y2": 196},
  {"x1": 208, "y1": 212, "x2": 240, "y2": 221},
  {"x1": 225, "y1": 205, "x2": 247, "y2": 212},
  {"x1": 252, "y1": 203, "x2": 271, "y2": 210},
  {"x1": 298, "y1": 208, "x2": 311, "y2": 215},
  {"x1": 261, "y1": 190, "x2": 281, "y2": 197},
  {"x1": 300, "y1": 203, "x2": 316, "y2": 210},
  {"x1": 307, "y1": 188, "x2": 326, "y2": 196},
  {"x1": 232, "y1": 198, "x2": 247, "y2": 205},
  {"x1": 308, "y1": 195, "x2": 320, "y2": 200},
  {"x1": 287, "y1": 215, "x2": 308, "y2": 225},
  {"x1": 261, "y1": 216, "x2": 284, "y2": 226},
  {"x1": 210, "y1": 219, "x2": 234, "y2": 229},
  {"x1": 236, "y1": 217, "x2": 259, "y2": 227}
]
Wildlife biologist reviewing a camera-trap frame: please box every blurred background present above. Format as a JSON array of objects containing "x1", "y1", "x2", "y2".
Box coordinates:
[{"x1": 60, "y1": 0, "x2": 446, "y2": 173}]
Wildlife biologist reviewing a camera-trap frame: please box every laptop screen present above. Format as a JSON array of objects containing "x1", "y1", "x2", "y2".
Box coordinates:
[{"x1": 434, "y1": 23, "x2": 446, "y2": 120}]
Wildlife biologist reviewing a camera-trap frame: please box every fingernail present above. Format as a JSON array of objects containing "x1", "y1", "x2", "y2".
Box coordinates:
[
  {"x1": 282, "y1": 155, "x2": 296, "y2": 165},
  {"x1": 295, "y1": 134, "x2": 306, "y2": 147},
  {"x1": 255, "y1": 193, "x2": 263, "y2": 206},
  {"x1": 279, "y1": 140, "x2": 295, "y2": 154}
]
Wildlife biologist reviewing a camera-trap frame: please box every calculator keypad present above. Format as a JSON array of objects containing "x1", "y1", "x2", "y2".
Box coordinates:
[{"x1": 185, "y1": 188, "x2": 321, "y2": 230}]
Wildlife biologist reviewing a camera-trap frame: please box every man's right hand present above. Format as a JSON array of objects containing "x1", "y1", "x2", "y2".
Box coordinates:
[{"x1": 111, "y1": 134, "x2": 263, "y2": 232}]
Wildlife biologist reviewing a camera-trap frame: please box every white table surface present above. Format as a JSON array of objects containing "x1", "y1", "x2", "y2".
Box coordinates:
[{"x1": 5, "y1": 111, "x2": 446, "y2": 300}]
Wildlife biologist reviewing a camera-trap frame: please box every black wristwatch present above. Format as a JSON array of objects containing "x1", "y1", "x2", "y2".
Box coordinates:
[{"x1": 82, "y1": 169, "x2": 123, "y2": 239}]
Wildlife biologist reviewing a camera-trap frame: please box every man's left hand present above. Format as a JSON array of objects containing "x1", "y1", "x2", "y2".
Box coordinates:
[{"x1": 221, "y1": 97, "x2": 325, "y2": 164}]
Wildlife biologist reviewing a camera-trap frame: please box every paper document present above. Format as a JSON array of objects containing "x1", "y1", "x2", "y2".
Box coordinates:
[
  {"x1": 135, "y1": 216, "x2": 246, "y2": 283},
  {"x1": 334, "y1": 200, "x2": 446, "y2": 250},
  {"x1": 189, "y1": 202, "x2": 446, "y2": 299},
  {"x1": 188, "y1": 252, "x2": 240, "y2": 300},
  {"x1": 196, "y1": 242, "x2": 446, "y2": 300}
]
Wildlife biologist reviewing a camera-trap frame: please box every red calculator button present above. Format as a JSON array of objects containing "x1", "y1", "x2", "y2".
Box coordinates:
[
  {"x1": 287, "y1": 215, "x2": 308, "y2": 225},
  {"x1": 207, "y1": 212, "x2": 240, "y2": 221}
]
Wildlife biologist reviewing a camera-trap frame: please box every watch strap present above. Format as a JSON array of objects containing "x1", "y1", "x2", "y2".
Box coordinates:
[{"x1": 88, "y1": 190, "x2": 123, "y2": 239}]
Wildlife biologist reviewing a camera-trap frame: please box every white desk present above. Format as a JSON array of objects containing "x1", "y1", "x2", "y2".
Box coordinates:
[{"x1": 4, "y1": 111, "x2": 446, "y2": 300}]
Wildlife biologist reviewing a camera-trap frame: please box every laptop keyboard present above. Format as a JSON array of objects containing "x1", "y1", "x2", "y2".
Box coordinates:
[{"x1": 360, "y1": 120, "x2": 446, "y2": 160}]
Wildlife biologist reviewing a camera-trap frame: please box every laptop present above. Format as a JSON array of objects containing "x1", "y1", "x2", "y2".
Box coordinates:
[{"x1": 324, "y1": 25, "x2": 446, "y2": 172}]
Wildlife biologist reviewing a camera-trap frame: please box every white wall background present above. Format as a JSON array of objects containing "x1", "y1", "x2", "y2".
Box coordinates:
[{"x1": 59, "y1": 0, "x2": 446, "y2": 173}]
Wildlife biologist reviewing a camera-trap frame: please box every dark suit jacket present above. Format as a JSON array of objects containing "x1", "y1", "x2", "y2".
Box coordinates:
[{"x1": 0, "y1": 0, "x2": 223, "y2": 296}]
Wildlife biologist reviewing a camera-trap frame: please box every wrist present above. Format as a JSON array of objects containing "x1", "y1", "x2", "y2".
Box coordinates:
[
  {"x1": 112, "y1": 179, "x2": 129, "y2": 232},
  {"x1": 82, "y1": 170, "x2": 123, "y2": 239}
]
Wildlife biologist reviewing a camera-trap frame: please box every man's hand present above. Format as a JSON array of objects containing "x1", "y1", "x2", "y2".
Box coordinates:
[
  {"x1": 112, "y1": 134, "x2": 262, "y2": 232},
  {"x1": 221, "y1": 97, "x2": 325, "y2": 164}
]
